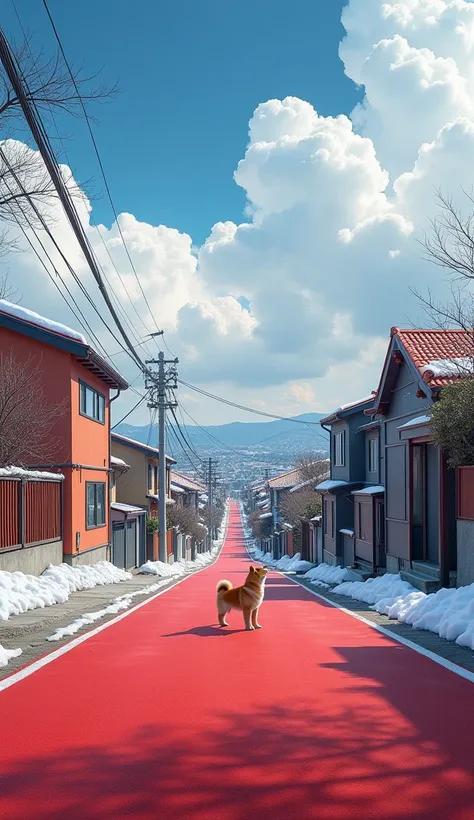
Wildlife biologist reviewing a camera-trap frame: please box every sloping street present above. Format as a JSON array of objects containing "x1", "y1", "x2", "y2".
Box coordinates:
[{"x1": 1, "y1": 501, "x2": 474, "y2": 820}]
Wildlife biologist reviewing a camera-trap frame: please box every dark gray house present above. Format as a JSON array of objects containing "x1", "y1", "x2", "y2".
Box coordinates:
[
  {"x1": 317, "y1": 395, "x2": 380, "y2": 574},
  {"x1": 317, "y1": 325, "x2": 472, "y2": 591},
  {"x1": 367, "y1": 326, "x2": 468, "y2": 592}
]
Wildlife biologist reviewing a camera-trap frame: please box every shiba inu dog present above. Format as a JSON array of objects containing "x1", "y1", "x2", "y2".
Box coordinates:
[{"x1": 216, "y1": 566, "x2": 269, "y2": 630}]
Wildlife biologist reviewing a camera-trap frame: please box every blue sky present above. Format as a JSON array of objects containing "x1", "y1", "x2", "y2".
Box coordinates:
[
  {"x1": 4, "y1": 0, "x2": 361, "y2": 245},
  {"x1": 6, "y1": 0, "x2": 466, "y2": 427}
]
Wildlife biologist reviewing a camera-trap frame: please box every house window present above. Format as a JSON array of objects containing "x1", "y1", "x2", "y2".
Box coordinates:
[
  {"x1": 148, "y1": 464, "x2": 154, "y2": 492},
  {"x1": 368, "y1": 437, "x2": 378, "y2": 473},
  {"x1": 334, "y1": 431, "x2": 345, "y2": 467},
  {"x1": 86, "y1": 482, "x2": 106, "y2": 528},
  {"x1": 324, "y1": 497, "x2": 334, "y2": 538},
  {"x1": 80, "y1": 382, "x2": 105, "y2": 424}
]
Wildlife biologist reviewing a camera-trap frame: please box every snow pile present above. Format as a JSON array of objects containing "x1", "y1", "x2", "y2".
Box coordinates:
[
  {"x1": 281, "y1": 553, "x2": 314, "y2": 573},
  {"x1": 389, "y1": 583, "x2": 474, "y2": 650},
  {"x1": 140, "y1": 560, "x2": 188, "y2": 578},
  {"x1": 140, "y1": 547, "x2": 218, "y2": 577},
  {"x1": 0, "y1": 643, "x2": 22, "y2": 668},
  {"x1": 333, "y1": 573, "x2": 418, "y2": 608},
  {"x1": 334, "y1": 572, "x2": 474, "y2": 652},
  {"x1": 304, "y1": 563, "x2": 360, "y2": 585},
  {"x1": 42, "y1": 561, "x2": 131, "y2": 592},
  {"x1": 0, "y1": 562, "x2": 132, "y2": 622},
  {"x1": 47, "y1": 580, "x2": 170, "y2": 641}
]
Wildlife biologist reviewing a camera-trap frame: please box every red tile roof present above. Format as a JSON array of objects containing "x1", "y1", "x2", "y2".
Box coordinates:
[
  {"x1": 393, "y1": 327, "x2": 474, "y2": 387},
  {"x1": 268, "y1": 467, "x2": 305, "y2": 490},
  {"x1": 170, "y1": 471, "x2": 206, "y2": 493}
]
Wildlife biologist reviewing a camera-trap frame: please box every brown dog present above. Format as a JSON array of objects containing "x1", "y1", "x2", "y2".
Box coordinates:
[{"x1": 216, "y1": 566, "x2": 269, "y2": 630}]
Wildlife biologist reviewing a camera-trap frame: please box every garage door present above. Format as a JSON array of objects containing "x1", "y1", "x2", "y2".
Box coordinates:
[
  {"x1": 112, "y1": 523, "x2": 125, "y2": 569},
  {"x1": 125, "y1": 519, "x2": 137, "y2": 569},
  {"x1": 113, "y1": 520, "x2": 137, "y2": 570}
]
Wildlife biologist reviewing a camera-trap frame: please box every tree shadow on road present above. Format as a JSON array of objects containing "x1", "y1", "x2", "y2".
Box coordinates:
[{"x1": 3, "y1": 663, "x2": 474, "y2": 820}]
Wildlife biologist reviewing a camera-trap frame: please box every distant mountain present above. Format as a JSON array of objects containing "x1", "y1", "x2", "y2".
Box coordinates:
[{"x1": 116, "y1": 412, "x2": 328, "y2": 455}]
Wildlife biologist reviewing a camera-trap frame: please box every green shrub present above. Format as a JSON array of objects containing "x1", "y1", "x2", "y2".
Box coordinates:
[
  {"x1": 431, "y1": 380, "x2": 474, "y2": 468},
  {"x1": 146, "y1": 516, "x2": 159, "y2": 535}
]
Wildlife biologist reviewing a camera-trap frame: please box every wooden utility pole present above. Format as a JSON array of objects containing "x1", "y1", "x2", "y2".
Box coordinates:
[{"x1": 146, "y1": 353, "x2": 178, "y2": 562}]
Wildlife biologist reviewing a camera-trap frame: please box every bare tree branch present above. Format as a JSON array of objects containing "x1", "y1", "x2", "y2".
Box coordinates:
[
  {"x1": 0, "y1": 351, "x2": 68, "y2": 467},
  {"x1": 0, "y1": 271, "x2": 20, "y2": 300},
  {"x1": 0, "y1": 34, "x2": 118, "y2": 253}
]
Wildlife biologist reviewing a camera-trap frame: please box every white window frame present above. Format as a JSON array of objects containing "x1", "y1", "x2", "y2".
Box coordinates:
[
  {"x1": 368, "y1": 437, "x2": 378, "y2": 473},
  {"x1": 334, "y1": 431, "x2": 345, "y2": 467}
]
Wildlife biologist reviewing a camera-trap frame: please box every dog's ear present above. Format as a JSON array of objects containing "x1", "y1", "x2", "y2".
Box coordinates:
[{"x1": 249, "y1": 565, "x2": 255, "y2": 573}]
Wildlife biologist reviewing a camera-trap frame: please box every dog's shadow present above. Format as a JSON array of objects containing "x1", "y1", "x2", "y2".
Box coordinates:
[{"x1": 161, "y1": 625, "x2": 245, "y2": 638}]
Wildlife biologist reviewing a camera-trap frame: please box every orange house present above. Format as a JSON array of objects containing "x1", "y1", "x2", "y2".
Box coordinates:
[{"x1": 0, "y1": 300, "x2": 128, "y2": 567}]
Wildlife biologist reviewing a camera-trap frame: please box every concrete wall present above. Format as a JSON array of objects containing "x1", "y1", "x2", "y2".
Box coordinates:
[
  {"x1": 0, "y1": 540, "x2": 63, "y2": 575},
  {"x1": 457, "y1": 521, "x2": 474, "y2": 586},
  {"x1": 62, "y1": 542, "x2": 109, "y2": 566}
]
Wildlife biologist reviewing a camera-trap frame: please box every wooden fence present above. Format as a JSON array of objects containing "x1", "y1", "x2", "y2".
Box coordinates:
[{"x1": 0, "y1": 477, "x2": 62, "y2": 551}]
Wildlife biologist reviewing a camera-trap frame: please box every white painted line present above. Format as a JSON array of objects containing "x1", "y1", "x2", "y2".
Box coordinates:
[
  {"x1": 287, "y1": 574, "x2": 474, "y2": 685},
  {"x1": 0, "y1": 509, "x2": 230, "y2": 693},
  {"x1": 243, "y1": 530, "x2": 474, "y2": 685}
]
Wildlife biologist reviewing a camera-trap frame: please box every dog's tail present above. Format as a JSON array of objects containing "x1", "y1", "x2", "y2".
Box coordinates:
[{"x1": 216, "y1": 579, "x2": 232, "y2": 594}]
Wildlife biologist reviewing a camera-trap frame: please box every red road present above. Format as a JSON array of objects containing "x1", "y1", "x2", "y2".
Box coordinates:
[{"x1": 1, "y1": 502, "x2": 474, "y2": 820}]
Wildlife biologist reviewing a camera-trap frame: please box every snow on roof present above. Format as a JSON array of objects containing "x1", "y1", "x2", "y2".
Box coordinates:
[
  {"x1": 0, "y1": 466, "x2": 64, "y2": 480},
  {"x1": 170, "y1": 483, "x2": 185, "y2": 493},
  {"x1": 268, "y1": 466, "x2": 304, "y2": 490},
  {"x1": 315, "y1": 479, "x2": 348, "y2": 492},
  {"x1": 146, "y1": 494, "x2": 176, "y2": 505},
  {"x1": 111, "y1": 455, "x2": 129, "y2": 468},
  {"x1": 111, "y1": 502, "x2": 145, "y2": 514},
  {"x1": 392, "y1": 328, "x2": 474, "y2": 387},
  {"x1": 170, "y1": 471, "x2": 206, "y2": 493},
  {"x1": 397, "y1": 415, "x2": 431, "y2": 431},
  {"x1": 338, "y1": 395, "x2": 375, "y2": 412},
  {"x1": 321, "y1": 395, "x2": 375, "y2": 423},
  {"x1": 420, "y1": 358, "x2": 474, "y2": 379},
  {"x1": 351, "y1": 486, "x2": 384, "y2": 496},
  {"x1": 112, "y1": 432, "x2": 175, "y2": 462},
  {"x1": 289, "y1": 473, "x2": 330, "y2": 493},
  {"x1": 340, "y1": 528, "x2": 355, "y2": 537},
  {"x1": 0, "y1": 299, "x2": 87, "y2": 344}
]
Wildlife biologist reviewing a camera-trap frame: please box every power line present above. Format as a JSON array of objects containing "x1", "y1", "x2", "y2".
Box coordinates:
[
  {"x1": 177, "y1": 401, "x2": 256, "y2": 459},
  {"x1": 0, "y1": 28, "x2": 149, "y2": 373},
  {"x1": 111, "y1": 393, "x2": 148, "y2": 430},
  {"x1": 8, "y1": 4, "x2": 157, "y2": 366},
  {"x1": 169, "y1": 399, "x2": 203, "y2": 462},
  {"x1": 178, "y1": 378, "x2": 326, "y2": 435},
  {"x1": 0, "y1": 145, "x2": 140, "y2": 368},
  {"x1": 165, "y1": 418, "x2": 202, "y2": 474},
  {"x1": 40, "y1": 0, "x2": 166, "y2": 349}
]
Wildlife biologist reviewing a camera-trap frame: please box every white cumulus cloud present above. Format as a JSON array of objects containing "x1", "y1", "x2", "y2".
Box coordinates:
[{"x1": 3, "y1": 0, "x2": 474, "y2": 423}]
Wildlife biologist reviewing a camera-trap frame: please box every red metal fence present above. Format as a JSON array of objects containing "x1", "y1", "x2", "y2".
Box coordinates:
[
  {"x1": 456, "y1": 466, "x2": 474, "y2": 521},
  {"x1": 0, "y1": 478, "x2": 62, "y2": 551}
]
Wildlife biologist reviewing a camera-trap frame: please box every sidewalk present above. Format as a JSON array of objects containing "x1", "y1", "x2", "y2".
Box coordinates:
[
  {"x1": 1, "y1": 571, "x2": 188, "y2": 680},
  {"x1": 291, "y1": 573, "x2": 474, "y2": 674}
]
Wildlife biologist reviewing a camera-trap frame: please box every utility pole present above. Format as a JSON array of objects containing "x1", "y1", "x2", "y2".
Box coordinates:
[
  {"x1": 146, "y1": 352, "x2": 178, "y2": 563},
  {"x1": 206, "y1": 457, "x2": 219, "y2": 548}
]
